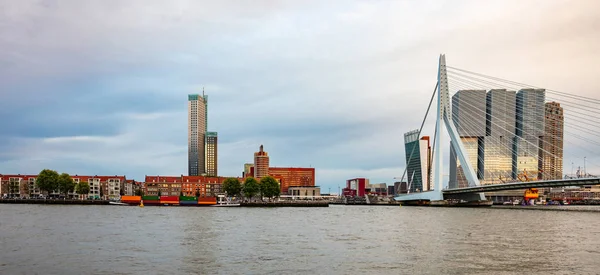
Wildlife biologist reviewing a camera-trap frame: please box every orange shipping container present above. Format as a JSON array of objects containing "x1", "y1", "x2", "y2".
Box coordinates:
[
  {"x1": 121, "y1": 196, "x2": 141, "y2": 203},
  {"x1": 198, "y1": 197, "x2": 217, "y2": 205}
]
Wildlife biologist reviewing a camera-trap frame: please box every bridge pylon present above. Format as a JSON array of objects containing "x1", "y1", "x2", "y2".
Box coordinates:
[{"x1": 395, "y1": 54, "x2": 486, "y2": 204}]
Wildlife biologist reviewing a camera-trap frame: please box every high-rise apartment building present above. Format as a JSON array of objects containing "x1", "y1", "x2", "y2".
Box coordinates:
[
  {"x1": 539, "y1": 102, "x2": 563, "y2": 180},
  {"x1": 403, "y1": 130, "x2": 431, "y2": 192},
  {"x1": 449, "y1": 90, "x2": 486, "y2": 188},
  {"x1": 513, "y1": 89, "x2": 545, "y2": 179},
  {"x1": 188, "y1": 93, "x2": 208, "y2": 176},
  {"x1": 254, "y1": 145, "x2": 269, "y2": 178},
  {"x1": 205, "y1": 131, "x2": 218, "y2": 177}
]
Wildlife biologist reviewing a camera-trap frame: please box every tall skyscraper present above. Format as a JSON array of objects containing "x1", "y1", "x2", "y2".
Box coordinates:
[
  {"x1": 205, "y1": 131, "x2": 218, "y2": 177},
  {"x1": 403, "y1": 130, "x2": 431, "y2": 192},
  {"x1": 253, "y1": 145, "x2": 269, "y2": 178},
  {"x1": 484, "y1": 89, "x2": 516, "y2": 184},
  {"x1": 449, "y1": 90, "x2": 486, "y2": 188},
  {"x1": 188, "y1": 93, "x2": 208, "y2": 176},
  {"x1": 513, "y1": 88, "x2": 545, "y2": 179},
  {"x1": 539, "y1": 102, "x2": 564, "y2": 180}
]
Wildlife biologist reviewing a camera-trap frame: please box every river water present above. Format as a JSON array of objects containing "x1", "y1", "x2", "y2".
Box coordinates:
[{"x1": 1, "y1": 204, "x2": 599, "y2": 275}]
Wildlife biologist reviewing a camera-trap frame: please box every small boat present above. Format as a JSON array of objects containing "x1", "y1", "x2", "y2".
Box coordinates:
[
  {"x1": 109, "y1": 201, "x2": 129, "y2": 206},
  {"x1": 211, "y1": 195, "x2": 241, "y2": 207}
]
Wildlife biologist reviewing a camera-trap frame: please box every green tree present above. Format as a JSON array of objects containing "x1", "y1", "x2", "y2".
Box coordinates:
[
  {"x1": 57, "y1": 173, "x2": 75, "y2": 197},
  {"x1": 195, "y1": 190, "x2": 200, "y2": 197},
  {"x1": 36, "y1": 169, "x2": 59, "y2": 195},
  {"x1": 242, "y1": 177, "x2": 259, "y2": 200},
  {"x1": 75, "y1": 182, "x2": 90, "y2": 199},
  {"x1": 260, "y1": 176, "x2": 281, "y2": 199},
  {"x1": 158, "y1": 190, "x2": 162, "y2": 197},
  {"x1": 135, "y1": 188, "x2": 143, "y2": 196},
  {"x1": 100, "y1": 187, "x2": 104, "y2": 199},
  {"x1": 223, "y1": 177, "x2": 242, "y2": 198}
]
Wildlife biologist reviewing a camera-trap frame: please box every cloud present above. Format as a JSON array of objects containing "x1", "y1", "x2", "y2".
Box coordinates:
[{"x1": 1, "y1": 0, "x2": 600, "y2": 193}]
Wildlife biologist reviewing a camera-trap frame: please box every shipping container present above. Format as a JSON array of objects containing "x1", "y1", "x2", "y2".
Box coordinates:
[
  {"x1": 121, "y1": 196, "x2": 141, "y2": 204},
  {"x1": 179, "y1": 196, "x2": 197, "y2": 201},
  {"x1": 160, "y1": 195, "x2": 179, "y2": 205},
  {"x1": 143, "y1": 200, "x2": 160, "y2": 205},
  {"x1": 179, "y1": 200, "x2": 198, "y2": 206},
  {"x1": 142, "y1": 196, "x2": 159, "y2": 201},
  {"x1": 198, "y1": 197, "x2": 217, "y2": 205}
]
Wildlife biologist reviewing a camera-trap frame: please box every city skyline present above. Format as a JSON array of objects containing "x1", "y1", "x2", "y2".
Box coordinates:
[{"x1": 1, "y1": 1, "x2": 600, "y2": 192}]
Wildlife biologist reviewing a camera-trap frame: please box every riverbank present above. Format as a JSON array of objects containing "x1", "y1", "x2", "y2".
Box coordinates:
[
  {"x1": 241, "y1": 201, "x2": 329, "y2": 207},
  {"x1": 0, "y1": 199, "x2": 110, "y2": 205},
  {"x1": 492, "y1": 205, "x2": 600, "y2": 212}
]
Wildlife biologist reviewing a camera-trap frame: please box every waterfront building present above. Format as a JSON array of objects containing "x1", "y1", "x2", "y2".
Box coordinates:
[
  {"x1": 247, "y1": 166, "x2": 315, "y2": 193},
  {"x1": 539, "y1": 102, "x2": 564, "y2": 180},
  {"x1": 188, "y1": 93, "x2": 208, "y2": 176},
  {"x1": 144, "y1": 176, "x2": 182, "y2": 196},
  {"x1": 288, "y1": 186, "x2": 321, "y2": 198},
  {"x1": 268, "y1": 167, "x2": 315, "y2": 193},
  {"x1": 449, "y1": 90, "x2": 486, "y2": 188},
  {"x1": 0, "y1": 175, "x2": 36, "y2": 198},
  {"x1": 344, "y1": 178, "x2": 368, "y2": 197},
  {"x1": 513, "y1": 88, "x2": 545, "y2": 179},
  {"x1": 206, "y1": 131, "x2": 218, "y2": 177},
  {"x1": 70, "y1": 175, "x2": 126, "y2": 200},
  {"x1": 181, "y1": 175, "x2": 234, "y2": 197},
  {"x1": 253, "y1": 145, "x2": 270, "y2": 179},
  {"x1": 484, "y1": 89, "x2": 516, "y2": 184},
  {"x1": 367, "y1": 183, "x2": 388, "y2": 196},
  {"x1": 403, "y1": 130, "x2": 431, "y2": 192}
]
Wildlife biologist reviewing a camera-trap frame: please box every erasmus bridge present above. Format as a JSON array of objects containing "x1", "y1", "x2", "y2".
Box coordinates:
[{"x1": 394, "y1": 55, "x2": 600, "y2": 204}]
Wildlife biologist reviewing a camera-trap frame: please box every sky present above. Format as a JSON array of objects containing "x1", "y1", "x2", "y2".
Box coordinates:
[{"x1": 1, "y1": 0, "x2": 600, "y2": 193}]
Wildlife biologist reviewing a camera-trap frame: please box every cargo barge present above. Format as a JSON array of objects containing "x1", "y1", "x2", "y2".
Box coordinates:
[{"x1": 120, "y1": 196, "x2": 218, "y2": 206}]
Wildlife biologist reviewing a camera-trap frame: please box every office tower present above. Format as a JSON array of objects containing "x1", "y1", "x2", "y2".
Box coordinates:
[
  {"x1": 484, "y1": 89, "x2": 516, "y2": 184},
  {"x1": 188, "y1": 93, "x2": 208, "y2": 176},
  {"x1": 513, "y1": 89, "x2": 545, "y2": 179},
  {"x1": 539, "y1": 102, "x2": 564, "y2": 180},
  {"x1": 449, "y1": 90, "x2": 486, "y2": 188},
  {"x1": 205, "y1": 131, "x2": 218, "y2": 177},
  {"x1": 254, "y1": 145, "x2": 269, "y2": 178},
  {"x1": 269, "y1": 167, "x2": 315, "y2": 193},
  {"x1": 403, "y1": 130, "x2": 431, "y2": 192}
]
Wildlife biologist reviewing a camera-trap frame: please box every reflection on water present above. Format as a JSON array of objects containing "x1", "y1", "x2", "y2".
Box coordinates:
[{"x1": 1, "y1": 204, "x2": 599, "y2": 274}]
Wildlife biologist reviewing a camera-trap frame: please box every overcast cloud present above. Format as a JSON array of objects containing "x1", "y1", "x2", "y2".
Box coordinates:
[{"x1": 1, "y1": 0, "x2": 599, "y2": 191}]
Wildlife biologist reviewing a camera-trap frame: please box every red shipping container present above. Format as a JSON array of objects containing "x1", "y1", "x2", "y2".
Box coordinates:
[{"x1": 160, "y1": 196, "x2": 179, "y2": 205}]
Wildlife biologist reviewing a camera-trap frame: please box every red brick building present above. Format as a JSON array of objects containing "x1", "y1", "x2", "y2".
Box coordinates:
[
  {"x1": 144, "y1": 176, "x2": 182, "y2": 196},
  {"x1": 143, "y1": 175, "x2": 241, "y2": 197},
  {"x1": 247, "y1": 167, "x2": 316, "y2": 193}
]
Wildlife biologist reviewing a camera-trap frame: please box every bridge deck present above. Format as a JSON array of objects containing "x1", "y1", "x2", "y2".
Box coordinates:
[{"x1": 443, "y1": 178, "x2": 600, "y2": 194}]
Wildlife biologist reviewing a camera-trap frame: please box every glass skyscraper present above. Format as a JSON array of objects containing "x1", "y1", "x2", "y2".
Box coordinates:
[
  {"x1": 449, "y1": 90, "x2": 486, "y2": 189},
  {"x1": 513, "y1": 89, "x2": 545, "y2": 179},
  {"x1": 403, "y1": 130, "x2": 431, "y2": 192},
  {"x1": 483, "y1": 89, "x2": 516, "y2": 184}
]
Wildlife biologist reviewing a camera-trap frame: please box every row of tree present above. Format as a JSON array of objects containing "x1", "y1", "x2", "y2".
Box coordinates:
[
  {"x1": 36, "y1": 169, "x2": 90, "y2": 196},
  {"x1": 222, "y1": 176, "x2": 280, "y2": 200}
]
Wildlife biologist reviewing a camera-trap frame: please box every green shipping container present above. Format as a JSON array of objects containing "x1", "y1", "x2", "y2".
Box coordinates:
[
  {"x1": 142, "y1": 196, "x2": 159, "y2": 201},
  {"x1": 179, "y1": 196, "x2": 197, "y2": 201}
]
